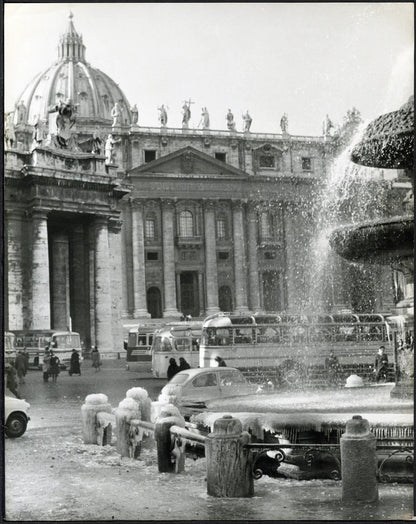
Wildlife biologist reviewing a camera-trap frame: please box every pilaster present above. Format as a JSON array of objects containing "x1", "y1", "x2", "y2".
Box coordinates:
[
  {"x1": 203, "y1": 199, "x2": 220, "y2": 315},
  {"x1": 232, "y1": 200, "x2": 249, "y2": 312}
]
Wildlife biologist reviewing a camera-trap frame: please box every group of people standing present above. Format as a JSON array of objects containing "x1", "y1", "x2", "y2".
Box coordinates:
[
  {"x1": 42, "y1": 349, "x2": 62, "y2": 382},
  {"x1": 5, "y1": 349, "x2": 29, "y2": 398},
  {"x1": 167, "y1": 357, "x2": 191, "y2": 380}
]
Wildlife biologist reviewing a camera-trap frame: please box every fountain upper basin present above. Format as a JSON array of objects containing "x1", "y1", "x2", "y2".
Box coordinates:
[{"x1": 329, "y1": 215, "x2": 413, "y2": 264}]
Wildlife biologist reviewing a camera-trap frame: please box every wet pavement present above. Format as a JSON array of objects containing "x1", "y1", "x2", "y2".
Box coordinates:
[{"x1": 4, "y1": 358, "x2": 415, "y2": 521}]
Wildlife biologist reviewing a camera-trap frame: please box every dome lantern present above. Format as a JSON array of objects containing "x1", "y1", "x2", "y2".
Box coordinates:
[{"x1": 58, "y1": 12, "x2": 86, "y2": 62}]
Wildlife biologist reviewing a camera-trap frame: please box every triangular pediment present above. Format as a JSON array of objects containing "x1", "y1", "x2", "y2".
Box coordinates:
[{"x1": 129, "y1": 146, "x2": 248, "y2": 178}]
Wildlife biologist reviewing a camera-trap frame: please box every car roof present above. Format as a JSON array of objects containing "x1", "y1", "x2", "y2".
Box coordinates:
[{"x1": 176, "y1": 367, "x2": 241, "y2": 378}]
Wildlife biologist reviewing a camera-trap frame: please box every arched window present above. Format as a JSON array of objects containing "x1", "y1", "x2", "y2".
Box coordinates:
[
  {"x1": 216, "y1": 215, "x2": 227, "y2": 239},
  {"x1": 260, "y1": 212, "x2": 273, "y2": 239},
  {"x1": 145, "y1": 217, "x2": 156, "y2": 239},
  {"x1": 179, "y1": 211, "x2": 194, "y2": 237}
]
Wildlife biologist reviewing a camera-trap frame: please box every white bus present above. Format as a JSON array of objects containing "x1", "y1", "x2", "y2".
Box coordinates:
[
  {"x1": 199, "y1": 312, "x2": 394, "y2": 385},
  {"x1": 13, "y1": 330, "x2": 82, "y2": 369},
  {"x1": 151, "y1": 321, "x2": 202, "y2": 378},
  {"x1": 4, "y1": 332, "x2": 17, "y2": 365}
]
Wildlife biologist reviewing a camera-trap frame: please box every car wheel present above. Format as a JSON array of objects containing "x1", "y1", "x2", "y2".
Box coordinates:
[{"x1": 5, "y1": 413, "x2": 27, "y2": 438}]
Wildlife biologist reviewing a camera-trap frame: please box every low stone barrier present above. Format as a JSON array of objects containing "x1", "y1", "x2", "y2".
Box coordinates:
[{"x1": 82, "y1": 393, "x2": 385, "y2": 501}]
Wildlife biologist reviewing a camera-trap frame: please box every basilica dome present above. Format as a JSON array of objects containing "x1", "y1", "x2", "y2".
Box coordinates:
[{"x1": 14, "y1": 13, "x2": 132, "y2": 127}]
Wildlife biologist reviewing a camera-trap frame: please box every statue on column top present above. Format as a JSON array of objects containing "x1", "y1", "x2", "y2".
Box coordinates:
[
  {"x1": 131, "y1": 104, "x2": 139, "y2": 125},
  {"x1": 16, "y1": 100, "x2": 27, "y2": 125},
  {"x1": 4, "y1": 112, "x2": 16, "y2": 149},
  {"x1": 322, "y1": 114, "x2": 334, "y2": 136},
  {"x1": 182, "y1": 99, "x2": 193, "y2": 128},
  {"x1": 158, "y1": 104, "x2": 168, "y2": 127},
  {"x1": 226, "y1": 109, "x2": 236, "y2": 131},
  {"x1": 199, "y1": 107, "x2": 210, "y2": 129},
  {"x1": 280, "y1": 113, "x2": 289, "y2": 134},
  {"x1": 105, "y1": 134, "x2": 121, "y2": 165},
  {"x1": 111, "y1": 102, "x2": 123, "y2": 127},
  {"x1": 242, "y1": 110, "x2": 252, "y2": 132},
  {"x1": 48, "y1": 98, "x2": 77, "y2": 148},
  {"x1": 32, "y1": 115, "x2": 46, "y2": 147}
]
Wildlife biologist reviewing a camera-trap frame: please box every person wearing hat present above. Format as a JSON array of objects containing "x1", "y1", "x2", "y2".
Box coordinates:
[{"x1": 215, "y1": 356, "x2": 227, "y2": 367}]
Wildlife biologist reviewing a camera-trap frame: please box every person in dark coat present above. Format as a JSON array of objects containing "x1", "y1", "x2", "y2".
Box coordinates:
[
  {"x1": 325, "y1": 350, "x2": 340, "y2": 385},
  {"x1": 91, "y1": 347, "x2": 102, "y2": 371},
  {"x1": 178, "y1": 357, "x2": 191, "y2": 371},
  {"x1": 215, "y1": 356, "x2": 227, "y2": 367},
  {"x1": 167, "y1": 358, "x2": 180, "y2": 380},
  {"x1": 374, "y1": 346, "x2": 389, "y2": 383},
  {"x1": 49, "y1": 351, "x2": 60, "y2": 382},
  {"x1": 15, "y1": 351, "x2": 27, "y2": 385},
  {"x1": 5, "y1": 363, "x2": 20, "y2": 398},
  {"x1": 69, "y1": 349, "x2": 81, "y2": 376}
]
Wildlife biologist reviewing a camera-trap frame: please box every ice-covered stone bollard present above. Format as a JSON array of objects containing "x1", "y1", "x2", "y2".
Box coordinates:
[
  {"x1": 154, "y1": 405, "x2": 185, "y2": 473},
  {"x1": 115, "y1": 398, "x2": 141, "y2": 458},
  {"x1": 340, "y1": 415, "x2": 378, "y2": 503},
  {"x1": 125, "y1": 387, "x2": 152, "y2": 421},
  {"x1": 206, "y1": 415, "x2": 253, "y2": 497},
  {"x1": 81, "y1": 394, "x2": 113, "y2": 444},
  {"x1": 345, "y1": 374, "x2": 364, "y2": 388}
]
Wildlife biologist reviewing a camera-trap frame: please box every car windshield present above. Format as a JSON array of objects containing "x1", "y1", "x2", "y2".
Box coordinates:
[{"x1": 169, "y1": 373, "x2": 189, "y2": 385}]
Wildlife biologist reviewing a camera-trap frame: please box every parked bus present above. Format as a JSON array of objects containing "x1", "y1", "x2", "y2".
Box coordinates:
[
  {"x1": 4, "y1": 332, "x2": 17, "y2": 365},
  {"x1": 125, "y1": 324, "x2": 158, "y2": 370},
  {"x1": 12, "y1": 330, "x2": 82, "y2": 369},
  {"x1": 199, "y1": 313, "x2": 394, "y2": 385},
  {"x1": 151, "y1": 321, "x2": 203, "y2": 378}
]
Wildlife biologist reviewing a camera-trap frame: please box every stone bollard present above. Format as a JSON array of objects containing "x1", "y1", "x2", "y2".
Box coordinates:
[
  {"x1": 206, "y1": 415, "x2": 253, "y2": 497},
  {"x1": 81, "y1": 394, "x2": 112, "y2": 444},
  {"x1": 115, "y1": 398, "x2": 141, "y2": 458},
  {"x1": 126, "y1": 387, "x2": 152, "y2": 422},
  {"x1": 154, "y1": 405, "x2": 185, "y2": 473},
  {"x1": 340, "y1": 415, "x2": 378, "y2": 503}
]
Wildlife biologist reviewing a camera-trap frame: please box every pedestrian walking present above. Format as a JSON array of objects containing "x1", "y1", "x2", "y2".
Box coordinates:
[
  {"x1": 69, "y1": 349, "x2": 81, "y2": 376},
  {"x1": 374, "y1": 346, "x2": 389, "y2": 383},
  {"x1": 15, "y1": 351, "x2": 27, "y2": 385},
  {"x1": 42, "y1": 348, "x2": 51, "y2": 382},
  {"x1": 91, "y1": 346, "x2": 102, "y2": 372},
  {"x1": 167, "y1": 358, "x2": 180, "y2": 380},
  {"x1": 178, "y1": 357, "x2": 191, "y2": 371},
  {"x1": 215, "y1": 356, "x2": 227, "y2": 367},
  {"x1": 49, "y1": 351, "x2": 60, "y2": 382}
]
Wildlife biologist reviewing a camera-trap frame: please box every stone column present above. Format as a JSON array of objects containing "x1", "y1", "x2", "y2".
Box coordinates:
[
  {"x1": 203, "y1": 200, "x2": 220, "y2": 315},
  {"x1": 94, "y1": 217, "x2": 113, "y2": 352},
  {"x1": 247, "y1": 203, "x2": 261, "y2": 312},
  {"x1": 232, "y1": 200, "x2": 249, "y2": 312},
  {"x1": 131, "y1": 199, "x2": 150, "y2": 317},
  {"x1": 51, "y1": 231, "x2": 70, "y2": 330},
  {"x1": 71, "y1": 224, "x2": 89, "y2": 347},
  {"x1": 161, "y1": 200, "x2": 181, "y2": 317},
  {"x1": 108, "y1": 218, "x2": 125, "y2": 352},
  {"x1": 31, "y1": 210, "x2": 51, "y2": 329},
  {"x1": 5, "y1": 209, "x2": 24, "y2": 330}
]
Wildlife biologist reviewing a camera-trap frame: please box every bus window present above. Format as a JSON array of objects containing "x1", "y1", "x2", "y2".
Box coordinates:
[
  {"x1": 215, "y1": 328, "x2": 230, "y2": 346},
  {"x1": 137, "y1": 335, "x2": 147, "y2": 346},
  {"x1": 162, "y1": 338, "x2": 172, "y2": 352},
  {"x1": 175, "y1": 337, "x2": 191, "y2": 351}
]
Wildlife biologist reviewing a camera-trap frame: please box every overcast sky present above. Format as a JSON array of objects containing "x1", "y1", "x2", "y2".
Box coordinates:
[{"x1": 4, "y1": 2, "x2": 414, "y2": 135}]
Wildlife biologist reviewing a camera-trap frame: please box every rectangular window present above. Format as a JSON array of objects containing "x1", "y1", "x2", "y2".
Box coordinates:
[
  {"x1": 145, "y1": 219, "x2": 155, "y2": 239},
  {"x1": 215, "y1": 152, "x2": 226, "y2": 162},
  {"x1": 264, "y1": 251, "x2": 276, "y2": 260},
  {"x1": 302, "y1": 157, "x2": 312, "y2": 171},
  {"x1": 259, "y1": 155, "x2": 275, "y2": 168},
  {"x1": 218, "y1": 252, "x2": 229, "y2": 260},
  {"x1": 144, "y1": 150, "x2": 156, "y2": 163},
  {"x1": 216, "y1": 218, "x2": 226, "y2": 239},
  {"x1": 146, "y1": 252, "x2": 158, "y2": 261}
]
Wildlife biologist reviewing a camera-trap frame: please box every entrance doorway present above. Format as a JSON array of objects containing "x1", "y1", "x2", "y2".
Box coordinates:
[
  {"x1": 262, "y1": 271, "x2": 283, "y2": 312},
  {"x1": 219, "y1": 285, "x2": 233, "y2": 312},
  {"x1": 147, "y1": 287, "x2": 162, "y2": 318},
  {"x1": 180, "y1": 272, "x2": 199, "y2": 317}
]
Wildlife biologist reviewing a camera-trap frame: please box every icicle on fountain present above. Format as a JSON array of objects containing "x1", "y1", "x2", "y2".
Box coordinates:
[{"x1": 330, "y1": 96, "x2": 414, "y2": 398}]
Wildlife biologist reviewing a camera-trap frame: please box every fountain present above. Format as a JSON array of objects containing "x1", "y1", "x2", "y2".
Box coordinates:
[{"x1": 330, "y1": 96, "x2": 414, "y2": 398}]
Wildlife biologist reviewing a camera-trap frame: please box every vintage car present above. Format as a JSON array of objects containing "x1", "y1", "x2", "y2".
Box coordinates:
[
  {"x1": 4, "y1": 395, "x2": 30, "y2": 438},
  {"x1": 158, "y1": 367, "x2": 257, "y2": 418}
]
